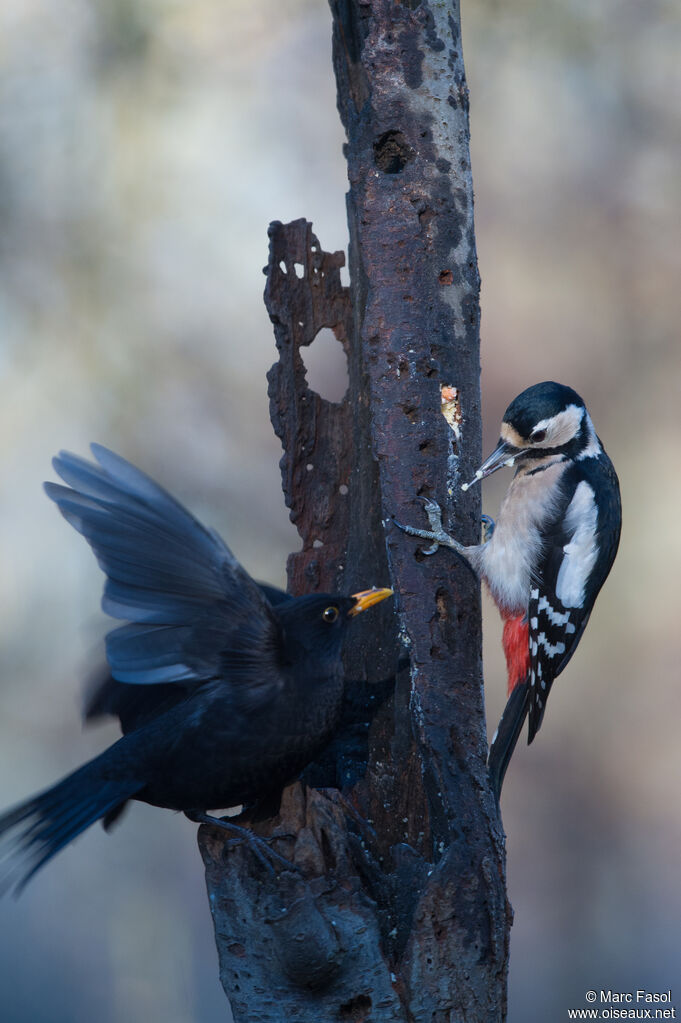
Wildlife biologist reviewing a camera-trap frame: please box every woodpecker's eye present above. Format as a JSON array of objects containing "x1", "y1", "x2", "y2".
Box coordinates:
[
  {"x1": 322, "y1": 606, "x2": 339, "y2": 623},
  {"x1": 531, "y1": 429, "x2": 547, "y2": 444}
]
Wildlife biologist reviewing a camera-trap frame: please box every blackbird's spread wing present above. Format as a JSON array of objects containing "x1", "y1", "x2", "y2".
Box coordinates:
[
  {"x1": 84, "y1": 582, "x2": 292, "y2": 732},
  {"x1": 527, "y1": 456, "x2": 621, "y2": 742},
  {"x1": 46, "y1": 445, "x2": 284, "y2": 707}
]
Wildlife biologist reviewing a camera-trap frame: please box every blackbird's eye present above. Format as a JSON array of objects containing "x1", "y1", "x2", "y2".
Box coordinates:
[
  {"x1": 531, "y1": 428, "x2": 547, "y2": 444},
  {"x1": 322, "y1": 606, "x2": 339, "y2": 623}
]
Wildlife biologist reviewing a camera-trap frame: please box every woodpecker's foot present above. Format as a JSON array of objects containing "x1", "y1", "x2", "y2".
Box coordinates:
[
  {"x1": 187, "y1": 811, "x2": 298, "y2": 873},
  {"x1": 481, "y1": 513, "x2": 496, "y2": 542},
  {"x1": 393, "y1": 498, "x2": 462, "y2": 556}
]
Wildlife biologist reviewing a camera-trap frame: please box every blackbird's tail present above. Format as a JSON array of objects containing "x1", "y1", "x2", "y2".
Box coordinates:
[
  {"x1": 0, "y1": 754, "x2": 143, "y2": 895},
  {"x1": 488, "y1": 680, "x2": 530, "y2": 803}
]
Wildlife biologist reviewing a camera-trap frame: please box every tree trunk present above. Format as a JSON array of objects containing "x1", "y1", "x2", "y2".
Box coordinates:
[{"x1": 199, "y1": 3, "x2": 511, "y2": 1020}]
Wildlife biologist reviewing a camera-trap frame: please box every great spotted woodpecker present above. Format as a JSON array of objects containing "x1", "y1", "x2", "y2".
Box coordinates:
[{"x1": 396, "y1": 381, "x2": 621, "y2": 800}]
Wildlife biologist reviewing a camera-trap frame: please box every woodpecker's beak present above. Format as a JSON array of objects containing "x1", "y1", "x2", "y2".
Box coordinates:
[
  {"x1": 348, "y1": 587, "x2": 394, "y2": 616},
  {"x1": 461, "y1": 440, "x2": 519, "y2": 491}
]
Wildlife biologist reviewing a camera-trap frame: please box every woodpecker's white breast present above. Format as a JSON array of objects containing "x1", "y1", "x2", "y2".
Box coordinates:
[{"x1": 476, "y1": 459, "x2": 567, "y2": 614}]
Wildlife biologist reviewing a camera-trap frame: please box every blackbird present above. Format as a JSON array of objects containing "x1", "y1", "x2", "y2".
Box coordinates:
[{"x1": 0, "y1": 445, "x2": 392, "y2": 892}]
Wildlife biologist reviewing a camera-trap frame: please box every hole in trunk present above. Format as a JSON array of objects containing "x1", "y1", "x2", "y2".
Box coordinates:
[
  {"x1": 373, "y1": 130, "x2": 415, "y2": 174},
  {"x1": 301, "y1": 327, "x2": 349, "y2": 403}
]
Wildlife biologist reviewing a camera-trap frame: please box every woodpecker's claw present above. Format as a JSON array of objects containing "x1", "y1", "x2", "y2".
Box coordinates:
[
  {"x1": 481, "y1": 513, "x2": 496, "y2": 543},
  {"x1": 393, "y1": 498, "x2": 461, "y2": 555}
]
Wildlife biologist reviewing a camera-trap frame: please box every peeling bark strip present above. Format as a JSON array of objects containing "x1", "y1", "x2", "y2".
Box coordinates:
[
  {"x1": 200, "y1": 3, "x2": 511, "y2": 1021},
  {"x1": 265, "y1": 219, "x2": 354, "y2": 595},
  {"x1": 201, "y1": 221, "x2": 409, "y2": 1023}
]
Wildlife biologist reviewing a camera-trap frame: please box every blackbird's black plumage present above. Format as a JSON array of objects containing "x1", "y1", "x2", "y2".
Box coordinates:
[
  {"x1": 84, "y1": 581, "x2": 293, "y2": 734},
  {"x1": 0, "y1": 445, "x2": 392, "y2": 893}
]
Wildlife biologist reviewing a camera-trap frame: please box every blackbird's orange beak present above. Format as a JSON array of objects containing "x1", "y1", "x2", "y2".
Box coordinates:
[{"x1": 348, "y1": 587, "x2": 394, "y2": 617}]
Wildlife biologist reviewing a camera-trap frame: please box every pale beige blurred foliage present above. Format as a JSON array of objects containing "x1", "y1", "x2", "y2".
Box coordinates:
[{"x1": 0, "y1": 0, "x2": 679, "y2": 1020}]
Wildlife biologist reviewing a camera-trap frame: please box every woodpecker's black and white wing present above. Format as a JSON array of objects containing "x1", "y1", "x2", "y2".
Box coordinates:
[
  {"x1": 45, "y1": 445, "x2": 285, "y2": 709},
  {"x1": 527, "y1": 452, "x2": 621, "y2": 741}
]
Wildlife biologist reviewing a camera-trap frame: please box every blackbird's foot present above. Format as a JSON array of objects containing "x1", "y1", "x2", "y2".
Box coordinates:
[
  {"x1": 187, "y1": 811, "x2": 298, "y2": 874},
  {"x1": 318, "y1": 788, "x2": 378, "y2": 845},
  {"x1": 393, "y1": 498, "x2": 463, "y2": 556}
]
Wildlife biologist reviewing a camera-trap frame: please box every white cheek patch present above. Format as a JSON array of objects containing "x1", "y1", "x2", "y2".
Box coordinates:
[
  {"x1": 556, "y1": 481, "x2": 598, "y2": 608},
  {"x1": 533, "y1": 404, "x2": 584, "y2": 448}
]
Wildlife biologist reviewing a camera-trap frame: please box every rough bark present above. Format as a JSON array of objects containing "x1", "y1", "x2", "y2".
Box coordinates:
[{"x1": 199, "y1": 3, "x2": 511, "y2": 1021}]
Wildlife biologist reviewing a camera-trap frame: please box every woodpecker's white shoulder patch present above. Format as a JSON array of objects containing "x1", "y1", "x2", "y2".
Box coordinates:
[{"x1": 555, "y1": 481, "x2": 598, "y2": 607}]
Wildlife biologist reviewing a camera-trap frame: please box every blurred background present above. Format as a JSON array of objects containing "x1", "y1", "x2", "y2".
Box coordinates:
[{"x1": 0, "y1": 0, "x2": 679, "y2": 1020}]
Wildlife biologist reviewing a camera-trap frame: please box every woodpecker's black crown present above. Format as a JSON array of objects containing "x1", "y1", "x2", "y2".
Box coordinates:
[{"x1": 502, "y1": 381, "x2": 585, "y2": 439}]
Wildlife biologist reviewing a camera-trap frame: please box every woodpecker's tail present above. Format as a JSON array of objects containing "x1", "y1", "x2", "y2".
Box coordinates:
[
  {"x1": 488, "y1": 680, "x2": 530, "y2": 802},
  {"x1": 0, "y1": 754, "x2": 144, "y2": 895}
]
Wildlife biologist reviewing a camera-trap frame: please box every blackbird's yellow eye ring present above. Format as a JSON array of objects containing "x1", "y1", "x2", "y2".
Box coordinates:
[{"x1": 322, "y1": 606, "x2": 339, "y2": 623}]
